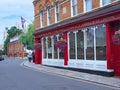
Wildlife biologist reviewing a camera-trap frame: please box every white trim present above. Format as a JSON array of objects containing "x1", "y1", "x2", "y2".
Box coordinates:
[
  {"x1": 100, "y1": 0, "x2": 103, "y2": 7},
  {"x1": 91, "y1": 26, "x2": 97, "y2": 61},
  {"x1": 46, "y1": 37, "x2": 48, "y2": 59},
  {"x1": 68, "y1": 60, "x2": 108, "y2": 71},
  {"x1": 47, "y1": 6, "x2": 51, "y2": 26},
  {"x1": 42, "y1": 38, "x2": 43, "y2": 59},
  {"x1": 68, "y1": 32, "x2": 70, "y2": 61},
  {"x1": 70, "y1": 0, "x2": 73, "y2": 17},
  {"x1": 55, "y1": 2, "x2": 60, "y2": 23},
  {"x1": 42, "y1": 59, "x2": 64, "y2": 67},
  {"x1": 100, "y1": 0, "x2": 112, "y2": 7},
  {"x1": 83, "y1": 0, "x2": 86, "y2": 12},
  {"x1": 71, "y1": 0, "x2": 78, "y2": 17},
  {"x1": 55, "y1": 3, "x2": 57, "y2": 23},
  {"x1": 40, "y1": 11, "x2": 44, "y2": 28},
  {"x1": 74, "y1": 31, "x2": 77, "y2": 60},
  {"x1": 84, "y1": 29, "x2": 87, "y2": 60},
  {"x1": 51, "y1": 36, "x2": 54, "y2": 59},
  {"x1": 56, "y1": 35, "x2": 60, "y2": 59},
  {"x1": 83, "y1": 0, "x2": 92, "y2": 12}
]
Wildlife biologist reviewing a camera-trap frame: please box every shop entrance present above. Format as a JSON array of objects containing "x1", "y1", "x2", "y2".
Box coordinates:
[{"x1": 111, "y1": 21, "x2": 120, "y2": 76}]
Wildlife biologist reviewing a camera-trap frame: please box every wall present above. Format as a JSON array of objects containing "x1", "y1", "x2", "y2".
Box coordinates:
[{"x1": 34, "y1": 0, "x2": 117, "y2": 29}]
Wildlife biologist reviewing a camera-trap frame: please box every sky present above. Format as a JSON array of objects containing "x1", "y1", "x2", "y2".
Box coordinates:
[{"x1": 0, "y1": 0, "x2": 34, "y2": 45}]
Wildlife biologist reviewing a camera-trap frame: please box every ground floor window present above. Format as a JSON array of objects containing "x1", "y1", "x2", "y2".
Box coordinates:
[
  {"x1": 86, "y1": 27, "x2": 94, "y2": 60},
  {"x1": 96, "y1": 25, "x2": 106, "y2": 60},
  {"x1": 69, "y1": 24, "x2": 106, "y2": 60},
  {"x1": 42, "y1": 24, "x2": 106, "y2": 61},
  {"x1": 77, "y1": 30, "x2": 84, "y2": 59},
  {"x1": 42, "y1": 34, "x2": 64, "y2": 59},
  {"x1": 69, "y1": 32, "x2": 75, "y2": 59}
]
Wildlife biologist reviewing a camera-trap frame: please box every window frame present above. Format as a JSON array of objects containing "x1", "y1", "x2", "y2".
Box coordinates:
[
  {"x1": 100, "y1": 0, "x2": 111, "y2": 7},
  {"x1": 47, "y1": 6, "x2": 51, "y2": 25},
  {"x1": 40, "y1": 10, "x2": 44, "y2": 28},
  {"x1": 55, "y1": 2, "x2": 60, "y2": 23},
  {"x1": 71, "y1": 0, "x2": 78, "y2": 17},
  {"x1": 84, "y1": 0, "x2": 92, "y2": 12}
]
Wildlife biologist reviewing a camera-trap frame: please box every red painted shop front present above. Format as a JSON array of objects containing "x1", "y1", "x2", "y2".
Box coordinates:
[
  {"x1": 106, "y1": 21, "x2": 120, "y2": 76},
  {"x1": 34, "y1": 3, "x2": 120, "y2": 76}
]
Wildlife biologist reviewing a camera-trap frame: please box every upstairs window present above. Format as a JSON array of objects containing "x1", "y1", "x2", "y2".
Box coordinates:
[
  {"x1": 71, "y1": 0, "x2": 78, "y2": 16},
  {"x1": 100, "y1": 0, "x2": 111, "y2": 6},
  {"x1": 55, "y1": 2, "x2": 60, "y2": 22},
  {"x1": 40, "y1": 10, "x2": 44, "y2": 28},
  {"x1": 47, "y1": 6, "x2": 51, "y2": 25},
  {"x1": 84, "y1": 0, "x2": 92, "y2": 12}
]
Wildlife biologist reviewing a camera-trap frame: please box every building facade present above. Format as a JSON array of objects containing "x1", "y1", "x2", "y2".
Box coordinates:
[
  {"x1": 7, "y1": 35, "x2": 26, "y2": 58},
  {"x1": 33, "y1": 0, "x2": 120, "y2": 76}
]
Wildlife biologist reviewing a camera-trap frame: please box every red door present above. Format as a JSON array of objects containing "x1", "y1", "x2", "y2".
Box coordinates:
[
  {"x1": 110, "y1": 22, "x2": 120, "y2": 76},
  {"x1": 111, "y1": 44, "x2": 120, "y2": 76}
]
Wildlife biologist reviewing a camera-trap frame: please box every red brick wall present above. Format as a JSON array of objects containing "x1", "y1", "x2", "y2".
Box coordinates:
[
  {"x1": 44, "y1": 12, "x2": 47, "y2": 27},
  {"x1": 33, "y1": 0, "x2": 117, "y2": 30},
  {"x1": 78, "y1": 0, "x2": 84, "y2": 14},
  {"x1": 92, "y1": 0, "x2": 100, "y2": 8},
  {"x1": 59, "y1": 0, "x2": 71, "y2": 21},
  {"x1": 7, "y1": 41, "x2": 25, "y2": 57},
  {"x1": 51, "y1": 8, "x2": 55, "y2": 24},
  {"x1": 35, "y1": 16, "x2": 40, "y2": 29}
]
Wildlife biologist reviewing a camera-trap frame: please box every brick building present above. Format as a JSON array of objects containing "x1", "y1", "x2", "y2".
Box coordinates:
[
  {"x1": 33, "y1": 0, "x2": 120, "y2": 76},
  {"x1": 7, "y1": 34, "x2": 26, "y2": 58}
]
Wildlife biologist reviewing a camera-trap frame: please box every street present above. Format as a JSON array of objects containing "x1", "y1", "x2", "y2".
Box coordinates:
[{"x1": 0, "y1": 58, "x2": 118, "y2": 90}]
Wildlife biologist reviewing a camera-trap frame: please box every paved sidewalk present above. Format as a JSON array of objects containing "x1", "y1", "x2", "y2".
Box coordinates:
[{"x1": 23, "y1": 61, "x2": 120, "y2": 89}]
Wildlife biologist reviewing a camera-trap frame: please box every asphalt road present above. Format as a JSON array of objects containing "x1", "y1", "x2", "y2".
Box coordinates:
[{"x1": 0, "y1": 58, "x2": 118, "y2": 90}]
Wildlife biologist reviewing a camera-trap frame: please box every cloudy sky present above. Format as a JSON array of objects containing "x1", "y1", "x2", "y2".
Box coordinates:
[{"x1": 0, "y1": 0, "x2": 34, "y2": 44}]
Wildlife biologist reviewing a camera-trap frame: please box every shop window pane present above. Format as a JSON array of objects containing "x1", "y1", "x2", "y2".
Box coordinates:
[
  {"x1": 54, "y1": 36, "x2": 58, "y2": 59},
  {"x1": 96, "y1": 25, "x2": 106, "y2": 60},
  {"x1": 69, "y1": 32, "x2": 75, "y2": 59},
  {"x1": 43, "y1": 38, "x2": 47, "y2": 58},
  {"x1": 77, "y1": 30, "x2": 84, "y2": 59},
  {"x1": 86, "y1": 28, "x2": 94, "y2": 60},
  {"x1": 48, "y1": 37, "x2": 52, "y2": 59}
]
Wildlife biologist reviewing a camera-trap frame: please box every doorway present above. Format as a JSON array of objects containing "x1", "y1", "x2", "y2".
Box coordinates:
[{"x1": 110, "y1": 21, "x2": 120, "y2": 76}]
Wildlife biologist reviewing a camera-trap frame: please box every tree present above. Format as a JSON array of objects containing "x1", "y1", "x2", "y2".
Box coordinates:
[
  {"x1": 3, "y1": 26, "x2": 22, "y2": 54},
  {"x1": 19, "y1": 23, "x2": 35, "y2": 50},
  {"x1": 0, "y1": 50, "x2": 4, "y2": 55}
]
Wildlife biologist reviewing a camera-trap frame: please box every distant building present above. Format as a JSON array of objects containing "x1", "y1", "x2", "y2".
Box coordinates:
[
  {"x1": 33, "y1": 0, "x2": 120, "y2": 76},
  {"x1": 7, "y1": 34, "x2": 27, "y2": 58}
]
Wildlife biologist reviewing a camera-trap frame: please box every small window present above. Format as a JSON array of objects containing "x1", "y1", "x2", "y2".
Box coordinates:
[
  {"x1": 84, "y1": 0, "x2": 92, "y2": 12},
  {"x1": 40, "y1": 10, "x2": 44, "y2": 28},
  {"x1": 55, "y1": 2, "x2": 59, "y2": 22},
  {"x1": 71, "y1": 0, "x2": 78, "y2": 16},
  {"x1": 100, "y1": 0, "x2": 111, "y2": 6},
  {"x1": 47, "y1": 6, "x2": 51, "y2": 25}
]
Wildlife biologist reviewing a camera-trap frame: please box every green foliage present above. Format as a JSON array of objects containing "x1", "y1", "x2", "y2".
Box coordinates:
[
  {"x1": 19, "y1": 23, "x2": 35, "y2": 50},
  {"x1": 7, "y1": 26, "x2": 22, "y2": 38},
  {"x1": 3, "y1": 26, "x2": 22, "y2": 55},
  {"x1": 0, "y1": 50, "x2": 4, "y2": 55}
]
